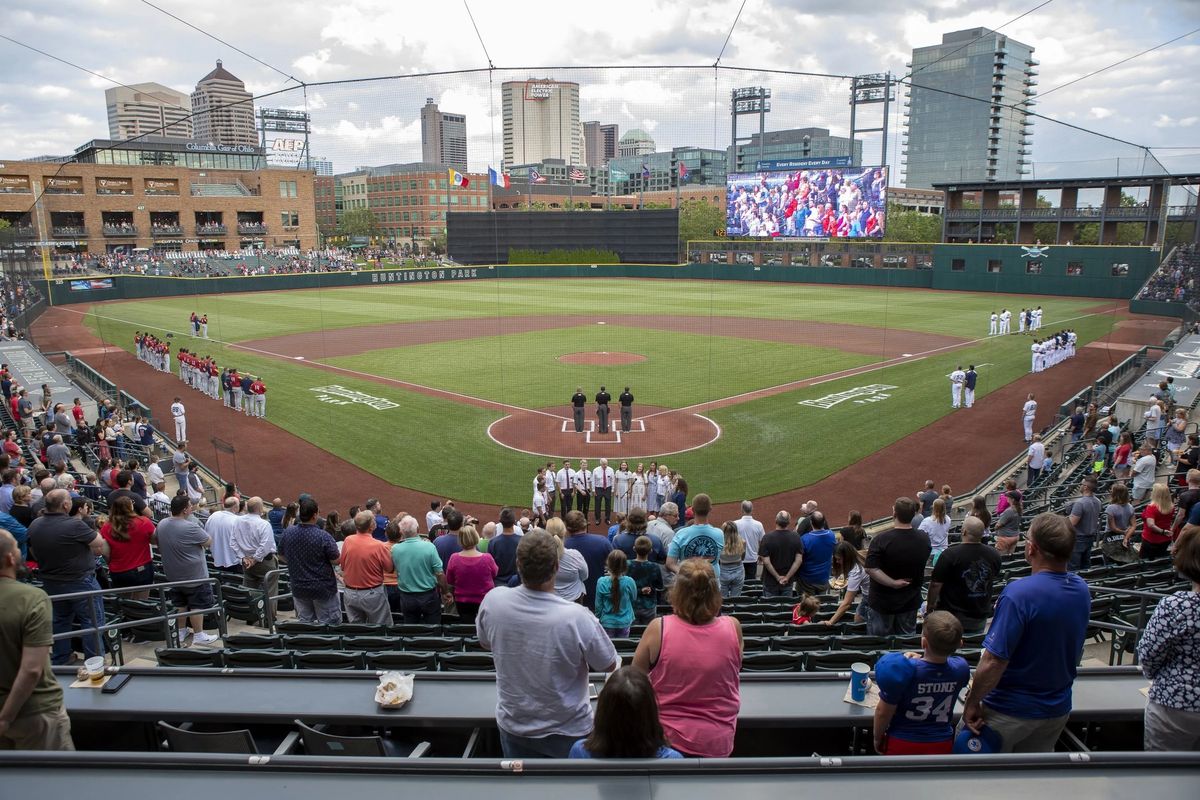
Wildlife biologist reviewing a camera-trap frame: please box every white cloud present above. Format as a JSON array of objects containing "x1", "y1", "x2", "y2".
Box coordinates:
[
  {"x1": 1088, "y1": 107, "x2": 1113, "y2": 119},
  {"x1": 35, "y1": 85, "x2": 72, "y2": 98}
]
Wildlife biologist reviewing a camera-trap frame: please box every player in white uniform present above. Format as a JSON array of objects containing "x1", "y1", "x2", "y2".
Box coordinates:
[
  {"x1": 999, "y1": 309, "x2": 1011, "y2": 335},
  {"x1": 1031, "y1": 339, "x2": 1041, "y2": 373},
  {"x1": 949, "y1": 366, "x2": 966, "y2": 409},
  {"x1": 1033, "y1": 307, "x2": 1043, "y2": 331},
  {"x1": 1022, "y1": 393, "x2": 1037, "y2": 442},
  {"x1": 1068, "y1": 330, "x2": 1076, "y2": 357},
  {"x1": 1018, "y1": 309, "x2": 1026, "y2": 334},
  {"x1": 171, "y1": 396, "x2": 186, "y2": 443},
  {"x1": 988, "y1": 312, "x2": 998, "y2": 336}
]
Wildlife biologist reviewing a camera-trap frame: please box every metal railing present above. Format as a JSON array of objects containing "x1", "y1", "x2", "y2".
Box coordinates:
[{"x1": 1088, "y1": 585, "x2": 1170, "y2": 666}]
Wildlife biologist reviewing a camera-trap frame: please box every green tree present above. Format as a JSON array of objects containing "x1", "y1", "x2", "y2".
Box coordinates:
[
  {"x1": 882, "y1": 202, "x2": 942, "y2": 242},
  {"x1": 0, "y1": 219, "x2": 11, "y2": 247},
  {"x1": 430, "y1": 233, "x2": 447, "y2": 255},
  {"x1": 678, "y1": 198, "x2": 725, "y2": 248},
  {"x1": 338, "y1": 208, "x2": 380, "y2": 237}
]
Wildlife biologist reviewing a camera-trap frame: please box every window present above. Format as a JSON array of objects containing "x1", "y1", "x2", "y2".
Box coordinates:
[
  {"x1": 1066, "y1": 261, "x2": 1084, "y2": 276},
  {"x1": 279, "y1": 181, "x2": 298, "y2": 198},
  {"x1": 987, "y1": 260, "x2": 1003, "y2": 273},
  {"x1": 1025, "y1": 260, "x2": 1042, "y2": 275},
  {"x1": 951, "y1": 258, "x2": 966, "y2": 272},
  {"x1": 280, "y1": 211, "x2": 299, "y2": 228},
  {"x1": 1112, "y1": 263, "x2": 1129, "y2": 277}
]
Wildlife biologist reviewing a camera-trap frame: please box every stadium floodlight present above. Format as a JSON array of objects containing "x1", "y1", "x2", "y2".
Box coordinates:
[{"x1": 731, "y1": 87, "x2": 772, "y2": 171}]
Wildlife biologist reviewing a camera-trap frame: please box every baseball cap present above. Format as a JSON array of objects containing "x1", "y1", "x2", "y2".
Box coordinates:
[
  {"x1": 873, "y1": 652, "x2": 917, "y2": 698},
  {"x1": 953, "y1": 724, "x2": 1002, "y2": 754}
]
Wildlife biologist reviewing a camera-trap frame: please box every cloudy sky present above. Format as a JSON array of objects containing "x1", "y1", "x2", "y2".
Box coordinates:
[{"x1": 2, "y1": 0, "x2": 1198, "y2": 184}]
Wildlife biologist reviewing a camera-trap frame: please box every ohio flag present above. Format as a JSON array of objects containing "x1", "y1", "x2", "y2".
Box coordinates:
[
  {"x1": 488, "y1": 166, "x2": 510, "y2": 189},
  {"x1": 448, "y1": 168, "x2": 470, "y2": 188}
]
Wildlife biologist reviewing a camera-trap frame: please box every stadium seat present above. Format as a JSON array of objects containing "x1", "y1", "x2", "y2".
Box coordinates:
[
  {"x1": 442, "y1": 623, "x2": 476, "y2": 636},
  {"x1": 437, "y1": 652, "x2": 495, "y2": 671},
  {"x1": 741, "y1": 652, "x2": 804, "y2": 672},
  {"x1": 404, "y1": 636, "x2": 461, "y2": 653},
  {"x1": 283, "y1": 634, "x2": 344, "y2": 651},
  {"x1": 771, "y1": 636, "x2": 830, "y2": 652},
  {"x1": 223, "y1": 649, "x2": 293, "y2": 669},
  {"x1": 223, "y1": 633, "x2": 283, "y2": 650},
  {"x1": 741, "y1": 636, "x2": 772, "y2": 652},
  {"x1": 155, "y1": 647, "x2": 223, "y2": 668},
  {"x1": 294, "y1": 720, "x2": 430, "y2": 758},
  {"x1": 892, "y1": 635, "x2": 923, "y2": 650},
  {"x1": 276, "y1": 621, "x2": 326, "y2": 634},
  {"x1": 293, "y1": 650, "x2": 366, "y2": 670},
  {"x1": 390, "y1": 623, "x2": 441, "y2": 636},
  {"x1": 158, "y1": 722, "x2": 257, "y2": 754},
  {"x1": 741, "y1": 623, "x2": 788, "y2": 637},
  {"x1": 366, "y1": 651, "x2": 437, "y2": 671},
  {"x1": 333, "y1": 623, "x2": 388, "y2": 635},
  {"x1": 342, "y1": 635, "x2": 401, "y2": 651},
  {"x1": 958, "y1": 649, "x2": 984, "y2": 667},
  {"x1": 461, "y1": 637, "x2": 488, "y2": 652},
  {"x1": 805, "y1": 650, "x2": 877, "y2": 672},
  {"x1": 790, "y1": 622, "x2": 835, "y2": 636},
  {"x1": 839, "y1": 635, "x2": 891, "y2": 651}
]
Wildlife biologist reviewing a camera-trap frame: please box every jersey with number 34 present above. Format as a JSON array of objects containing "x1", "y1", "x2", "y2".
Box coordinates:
[{"x1": 878, "y1": 653, "x2": 970, "y2": 742}]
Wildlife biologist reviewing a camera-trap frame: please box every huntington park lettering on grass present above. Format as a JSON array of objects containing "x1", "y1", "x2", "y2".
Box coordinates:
[
  {"x1": 309, "y1": 385, "x2": 399, "y2": 411},
  {"x1": 798, "y1": 384, "x2": 898, "y2": 410}
]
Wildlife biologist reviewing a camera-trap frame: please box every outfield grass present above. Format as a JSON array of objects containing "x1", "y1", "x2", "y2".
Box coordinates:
[{"x1": 82, "y1": 279, "x2": 1120, "y2": 504}]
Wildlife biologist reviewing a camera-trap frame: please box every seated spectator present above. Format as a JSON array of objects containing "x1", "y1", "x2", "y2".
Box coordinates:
[
  {"x1": 791, "y1": 594, "x2": 820, "y2": 625},
  {"x1": 1137, "y1": 524, "x2": 1200, "y2": 751},
  {"x1": 445, "y1": 524, "x2": 497, "y2": 624},
  {"x1": 569, "y1": 667, "x2": 683, "y2": 759},
  {"x1": 634, "y1": 558, "x2": 742, "y2": 757},
  {"x1": 873, "y1": 611, "x2": 970, "y2": 755},
  {"x1": 594, "y1": 549, "x2": 636, "y2": 638}
]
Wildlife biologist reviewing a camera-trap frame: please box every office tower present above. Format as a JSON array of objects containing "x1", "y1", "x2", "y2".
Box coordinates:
[
  {"x1": 106, "y1": 83, "x2": 193, "y2": 140},
  {"x1": 420, "y1": 98, "x2": 468, "y2": 172},
  {"x1": 501, "y1": 79, "x2": 582, "y2": 167},
  {"x1": 583, "y1": 121, "x2": 618, "y2": 167},
  {"x1": 190, "y1": 59, "x2": 258, "y2": 147}
]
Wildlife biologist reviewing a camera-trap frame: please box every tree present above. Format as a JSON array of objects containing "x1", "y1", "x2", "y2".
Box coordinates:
[
  {"x1": 882, "y1": 202, "x2": 941, "y2": 243},
  {"x1": 338, "y1": 208, "x2": 379, "y2": 238},
  {"x1": 430, "y1": 233, "x2": 447, "y2": 255},
  {"x1": 0, "y1": 219, "x2": 11, "y2": 247},
  {"x1": 678, "y1": 198, "x2": 725, "y2": 248}
]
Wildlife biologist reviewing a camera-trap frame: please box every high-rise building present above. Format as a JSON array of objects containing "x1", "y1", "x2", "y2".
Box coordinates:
[
  {"x1": 583, "y1": 121, "x2": 618, "y2": 167},
  {"x1": 903, "y1": 28, "x2": 1037, "y2": 188},
  {"x1": 617, "y1": 129, "x2": 656, "y2": 158},
  {"x1": 420, "y1": 99, "x2": 468, "y2": 172},
  {"x1": 501, "y1": 80, "x2": 582, "y2": 168},
  {"x1": 190, "y1": 60, "x2": 258, "y2": 147},
  {"x1": 105, "y1": 83, "x2": 193, "y2": 140},
  {"x1": 728, "y1": 127, "x2": 862, "y2": 172},
  {"x1": 310, "y1": 157, "x2": 334, "y2": 176}
]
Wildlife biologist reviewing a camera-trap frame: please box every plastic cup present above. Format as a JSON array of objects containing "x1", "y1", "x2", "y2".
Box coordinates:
[
  {"x1": 850, "y1": 662, "x2": 870, "y2": 702},
  {"x1": 85, "y1": 656, "x2": 105, "y2": 683}
]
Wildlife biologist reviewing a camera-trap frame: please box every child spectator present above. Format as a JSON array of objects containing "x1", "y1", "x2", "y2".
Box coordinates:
[
  {"x1": 791, "y1": 593, "x2": 820, "y2": 625},
  {"x1": 569, "y1": 666, "x2": 683, "y2": 759},
  {"x1": 627, "y1": 535, "x2": 662, "y2": 625},
  {"x1": 873, "y1": 610, "x2": 970, "y2": 755},
  {"x1": 595, "y1": 549, "x2": 637, "y2": 638}
]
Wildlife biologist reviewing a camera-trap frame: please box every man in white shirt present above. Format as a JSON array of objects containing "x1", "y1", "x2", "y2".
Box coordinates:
[
  {"x1": 574, "y1": 458, "x2": 593, "y2": 518},
  {"x1": 230, "y1": 496, "x2": 279, "y2": 616},
  {"x1": 170, "y1": 397, "x2": 186, "y2": 443},
  {"x1": 1026, "y1": 434, "x2": 1047, "y2": 485},
  {"x1": 556, "y1": 460, "x2": 574, "y2": 518},
  {"x1": 426, "y1": 501, "x2": 445, "y2": 533},
  {"x1": 1131, "y1": 442, "x2": 1157, "y2": 502},
  {"x1": 591, "y1": 458, "x2": 615, "y2": 526},
  {"x1": 149, "y1": 481, "x2": 172, "y2": 517},
  {"x1": 735, "y1": 500, "x2": 765, "y2": 581},
  {"x1": 204, "y1": 496, "x2": 243, "y2": 572},
  {"x1": 1144, "y1": 398, "x2": 1163, "y2": 447},
  {"x1": 147, "y1": 458, "x2": 164, "y2": 488},
  {"x1": 949, "y1": 366, "x2": 965, "y2": 409},
  {"x1": 1022, "y1": 393, "x2": 1038, "y2": 442}
]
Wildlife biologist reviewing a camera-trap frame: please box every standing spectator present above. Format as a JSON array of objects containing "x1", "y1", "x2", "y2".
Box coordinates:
[
  {"x1": 425, "y1": 501, "x2": 444, "y2": 534},
  {"x1": 278, "y1": 497, "x2": 341, "y2": 624},
  {"x1": 796, "y1": 510, "x2": 837, "y2": 595},
  {"x1": 864, "y1": 497, "x2": 931, "y2": 637},
  {"x1": 1113, "y1": 432, "x2": 1134, "y2": 480},
  {"x1": 339, "y1": 510, "x2": 394, "y2": 624},
  {"x1": 563, "y1": 509, "x2": 613, "y2": 605},
  {"x1": 1135, "y1": 483, "x2": 1175, "y2": 560},
  {"x1": 153, "y1": 495, "x2": 218, "y2": 646},
  {"x1": 594, "y1": 550, "x2": 636, "y2": 638},
  {"x1": 1131, "y1": 442, "x2": 1157, "y2": 502},
  {"x1": 445, "y1": 525, "x2": 497, "y2": 624},
  {"x1": 390, "y1": 515, "x2": 448, "y2": 624},
  {"x1": 824, "y1": 541, "x2": 869, "y2": 626},
  {"x1": 962, "y1": 513, "x2": 1091, "y2": 752},
  {"x1": 569, "y1": 667, "x2": 682, "y2": 759},
  {"x1": 231, "y1": 497, "x2": 279, "y2": 617},
  {"x1": 840, "y1": 510, "x2": 867, "y2": 550},
  {"x1": 665, "y1": 493, "x2": 722, "y2": 574},
  {"x1": 759, "y1": 510, "x2": 803, "y2": 598},
  {"x1": 1173, "y1": 470, "x2": 1200, "y2": 535},
  {"x1": 487, "y1": 508, "x2": 524, "y2": 589},
  {"x1": 927, "y1": 517, "x2": 1002, "y2": 634},
  {"x1": 267, "y1": 498, "x2": 285, "y2": 537},
  {"x1": 993, "y1": 491, "x2": 1023, "y2": 555},
  {"x1": 26, "y1": 489, "x2": 108, "y2": 664},
  {"x1": 546, "y1": 517, "x2": 588, "y2": 604},
  {"x1": 204, "y1": 497, "x2": 242, "y2": 574},
  {"x1": 1102, "y1": 482, "x2": 1136, "y2": 562},
  {"x1": 433, "y1": 507, "x2": 464, "y2": 571},
  {"x1": 718, "y1": 521, "x2": 745, "y2": 598},
  {"x1": 628, "y1": 535, "x2": 663, "y2": 624},
  {"x1": 1067, "y1": 476, "x2": 1103, "y2": 571},
  {"x1": 917, "y1": 481, "x2": 938, "y2": 517},
  {"x1": 476, "y1": 530, "x2": 617, "y2": 758},
  {"x1": 735, "y1": 500, "x2": 765, "y2": 581},
  {"x1": 1137, "y1": 525, "x2": 1200, "y2": 751},
  {"x1": 633, "y1": 559, "x2": 742, "y2": 758},
  {"x1": 0, "y1": 529, "x2": 74, "y2": 750},
  {"x1": 98, "y1": 496, "x2": 155, "y2": 599},
  {"x1": 613, "y1": 508, "x2": 663, "y2": 562},
  {"x1": 1026, "y1": 435, "x2": 1046, "y2": 485}
]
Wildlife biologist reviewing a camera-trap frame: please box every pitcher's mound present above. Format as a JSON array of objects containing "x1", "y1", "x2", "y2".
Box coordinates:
[{"x1": 558, "y1": 351, "x2": 646, "y2": 365}]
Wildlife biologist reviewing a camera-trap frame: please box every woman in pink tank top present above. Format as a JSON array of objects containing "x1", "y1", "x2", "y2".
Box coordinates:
[{"x1": 633, "y1": 559, "x2": 743, "y2": 757}]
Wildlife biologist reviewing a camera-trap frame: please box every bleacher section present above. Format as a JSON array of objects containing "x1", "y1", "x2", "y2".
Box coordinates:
[{"x1": 190, "y1": 182, "x2": 251, "y2": 197}]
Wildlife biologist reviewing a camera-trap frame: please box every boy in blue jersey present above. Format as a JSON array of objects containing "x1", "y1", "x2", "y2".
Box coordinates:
[{"x1": 873, "y1": 611, "x2": 970, "y2": 755}]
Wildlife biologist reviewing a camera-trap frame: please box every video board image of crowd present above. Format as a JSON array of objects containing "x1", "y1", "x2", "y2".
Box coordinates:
[{"x1": 725, "y1": 166, "x2": 888, "y2": 239}]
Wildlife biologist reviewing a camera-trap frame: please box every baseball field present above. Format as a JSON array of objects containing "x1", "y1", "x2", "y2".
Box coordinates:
[{"x1": 76, "y1": 277, "x2": 1124, "y2": 505}]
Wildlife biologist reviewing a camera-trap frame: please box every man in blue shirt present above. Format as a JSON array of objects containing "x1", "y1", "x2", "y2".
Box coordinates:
[
  {"x1": 666, "y1": 494, "x2": 723, "y2": 574},
  {"x1": 795, "y1": 511, "x2": 837, "y2": 595},
  {"x1": 366, "y1": 498, "x2": 388, "y2": 542},
  {"x1": 267, "y1": 498, "x2": 285, "y2": 537},
  {"x1": 277, "y1": 497, "x2": 341, "y2": 624},
  {"x1": 562, "y1": 509, "x2": 612, "y2": 605},
  {"x1": 962, "y1": 512, "x2": 1091, "y2": 752},
  {"x1": 433, "y1": 507, "x2": 464, "y2": 571}
]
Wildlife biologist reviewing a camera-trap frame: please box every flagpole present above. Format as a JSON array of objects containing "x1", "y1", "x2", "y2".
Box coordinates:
[{"x1": 568, "y1": 171, "x2": 573, "y2": 213}]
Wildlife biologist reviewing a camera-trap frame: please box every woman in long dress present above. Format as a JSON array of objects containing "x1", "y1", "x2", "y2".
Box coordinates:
[
  {"x1": 646, "y1": 461, "x2": 660, "y2": 513},
  {"x1": 630, "y1": 463, "x2": 647, "y2": 511},
  {"x1": 614, "y1": 461, "x2": 632, "y2": 515}
]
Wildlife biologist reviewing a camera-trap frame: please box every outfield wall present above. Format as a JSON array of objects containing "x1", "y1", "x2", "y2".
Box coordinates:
[{"x1": 34, "y1": 243, "x2": 1158, "y2": 306}]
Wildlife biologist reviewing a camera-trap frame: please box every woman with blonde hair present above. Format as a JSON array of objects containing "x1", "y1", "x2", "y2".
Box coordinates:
[
  {"x1": 717, "y1": 521, "x2": 745, "y2": 598},
  {"x1": 1134, "y1": 483, "x2": 1175, "y2": 560},
  {"x1": 919, "y1": 497, "x2": 951, "y2": 560},
  {"x1": 1166, "y1": 407, "x2": 1188, "y2": 464},
  {"x1": 546, "y1": 516, "x2": 588, "y2": 603},
  {"x1": 633, "y1": 559, "x2": 742, "y2": 757},
  {"x1": 445, "y1": 524, "x2": 497, "y2": 623}
]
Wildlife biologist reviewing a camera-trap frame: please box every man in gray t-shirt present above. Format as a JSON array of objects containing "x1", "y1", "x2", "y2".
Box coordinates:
[
  {"x1": 476, "y1": 530, "x2": 617, "y2": 759},
  {"x1": 1068, "y1": 477, "x2": 1103, "y2": 572},
  {"x1": 153, "y1": 495, "x2": 217, "y2": 645}
]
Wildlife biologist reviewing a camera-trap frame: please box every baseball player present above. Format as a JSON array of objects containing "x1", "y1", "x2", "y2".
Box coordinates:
[
  {"x1": 200, "y1": 314, "x2": 209, "y2": 338},
  {"x1": 1022, "y1": 393, "x2": 1037, "y2": 443},
  {"x1": 250, "y1": 376, "x2": 266, "y2": 418},
  {"x1": 230, "y1": 368, "x2": 242, "y2": 411},
  {"x1": 964, "y1": 365, "x2": 978, "y2": 408},
  {"x1": 1033, "y1": 306, "x2": 1042, "y2": 331},
  {"x1": 999, "y1": 309, "x2": 1011, "y2": 335},
  {"x1": 949, "y1": 365, "x2": 966, "y2": 409},
  {"x1": 1017, "y1": 309, "x2": 1026, "y2": 334},
  {"x1": 988, "y1": 311, "x2": 998, "y2": 336},
  {"x1": 171, "y1": 396, "x2": 186, "y2": 443},
  {"x1": 1031, "y1": 339, "x2": 1041, "y2": 373},
  {"x1": 240, "y1": 372, "x2": 254, "y2": 415}
]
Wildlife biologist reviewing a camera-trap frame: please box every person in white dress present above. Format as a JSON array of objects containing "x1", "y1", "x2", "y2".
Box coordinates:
[
  {"x1": 630, "y1": 463, "x2": 647, "y2": 511},
  {"x1": 614, "y1": 461, "x2": 632, "y2": 515},
  {"x1": 646, "y1": 461, "x2": 660, "y2": 513}
]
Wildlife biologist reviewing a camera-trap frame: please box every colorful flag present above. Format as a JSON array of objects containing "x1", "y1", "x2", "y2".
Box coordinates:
[
  {"x1": 641, "y1": 164, "x2": 650, "y2": 179},
  {"x1": 678, "y1": 161, "x2": 689, "y2": 183},
  {"x1": 488, "y1": 166, "x2": 510, "y2": 189},
  {"x1": 529, "y1": 168, "x2": 547, "y2": 184},
  {"x1": 569, "y1": 168, "x2": 586, "y2": 181},
  {"x1": 609, "y1": 168, "x2": 629, "y2": 181},
  {"x1": 448, "y1": 168, "x2": 470, "y2": 188}
]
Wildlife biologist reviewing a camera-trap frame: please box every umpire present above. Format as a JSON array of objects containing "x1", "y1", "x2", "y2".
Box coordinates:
[
  {"x1": 595, "y1": 386, "x2": 612, "y2": 433},
  {"x1": 571, "y1": 387, "x2": 587, "y2": 432},
  {"x1": 619, "y1": 387, "x2": 634, "y2": 432}
]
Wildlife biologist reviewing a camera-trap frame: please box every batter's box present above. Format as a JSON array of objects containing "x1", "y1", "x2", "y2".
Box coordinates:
[
  {"x1": 561, "y1": 419, "x2": 597, "y2": 433},
  {"x1": 586, "y1": 430, "x2": 622, "y2": 444}
]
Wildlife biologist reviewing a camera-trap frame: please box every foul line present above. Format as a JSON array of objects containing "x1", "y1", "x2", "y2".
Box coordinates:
[{"x1": 485, "y1": 413, "x2": 723, "y2": 460}]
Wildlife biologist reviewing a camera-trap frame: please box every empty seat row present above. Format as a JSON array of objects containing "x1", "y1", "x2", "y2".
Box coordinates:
[
  {"x1": 226, "y1": 633, "x2": 487, "y2": 653},
  {"x1": 155, "y1": 648, "x2": 493, "y2": 671}
]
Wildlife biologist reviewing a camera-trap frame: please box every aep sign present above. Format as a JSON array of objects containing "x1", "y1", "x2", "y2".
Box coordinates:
[{"x1": 525, "y1": 82, "x2": 558, "y2": 100}]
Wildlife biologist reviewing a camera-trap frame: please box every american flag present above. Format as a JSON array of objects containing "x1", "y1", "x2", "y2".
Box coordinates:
[
  {"x1": 529, "y1": 169, "x2": 547, "y2": 184},
  {"x1": 569, "y1": 168, "x2": 586, "y2": 181}
]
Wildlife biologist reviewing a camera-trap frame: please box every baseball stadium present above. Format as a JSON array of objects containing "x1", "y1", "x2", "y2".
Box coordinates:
[{"x1": 1, "y1": 3, "x2": 1199, "y2": 795}]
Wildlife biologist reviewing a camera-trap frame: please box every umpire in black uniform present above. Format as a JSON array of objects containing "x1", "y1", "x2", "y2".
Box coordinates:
[
  {"x1": 595, "y1": 385, "x2": 612, "y2": 433},
  {"x1": 571, "y1": 387, "x2": 587, "y2": 432},
  {"x1": 619, "y1": 387, "x2": 634, "y2": 432}
]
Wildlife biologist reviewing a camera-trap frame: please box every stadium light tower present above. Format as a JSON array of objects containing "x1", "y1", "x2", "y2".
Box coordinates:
[
  {"x1": 731, "y1": 87, "x2": 771, "y2": 171},
  {"x1": 848, "y1": 73, "x2": 894, "y2": 168}
]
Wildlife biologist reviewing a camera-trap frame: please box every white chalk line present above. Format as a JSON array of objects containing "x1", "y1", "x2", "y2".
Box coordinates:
[{"x1": 486, "y1": 413, "x2": 723, "y2": 460}]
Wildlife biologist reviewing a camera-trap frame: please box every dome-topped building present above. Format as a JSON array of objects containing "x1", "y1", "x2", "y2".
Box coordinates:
[{"x1": 617, "y1": 128, "x2": 656, "y2": 158}]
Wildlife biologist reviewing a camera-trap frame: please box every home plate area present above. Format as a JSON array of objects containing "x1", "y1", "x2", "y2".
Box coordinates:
[{"x1": 487, "y1": 404, "x2": 720, "y2": 459}]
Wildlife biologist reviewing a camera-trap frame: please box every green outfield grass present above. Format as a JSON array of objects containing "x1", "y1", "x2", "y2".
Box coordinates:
[{"x1": 81, "y1": 279, "x2": 1120, "y2": 504}]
